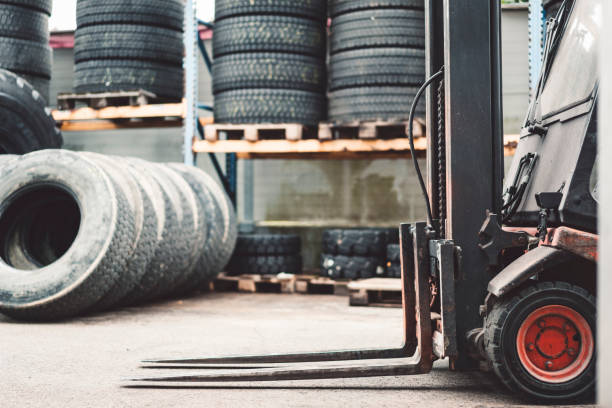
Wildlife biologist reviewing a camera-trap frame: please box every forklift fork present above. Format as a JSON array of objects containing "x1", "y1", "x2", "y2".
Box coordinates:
[{"x1": 124, "y1": 223, "x2": 446, "y2": 387}]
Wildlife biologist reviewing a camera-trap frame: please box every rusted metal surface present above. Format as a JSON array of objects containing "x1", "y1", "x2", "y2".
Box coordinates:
[
  {"x1": 479, "y1": 213, "x2": 531, "y2": 265},
  {"x1": 430, "y1": 240, "x2": 458, "y2": 359},
  {"x1": 548, "y1": 227, "x2": 598, "y2": 262}
]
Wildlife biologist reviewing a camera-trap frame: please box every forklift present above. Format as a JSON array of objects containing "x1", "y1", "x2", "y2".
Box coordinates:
[{"x1": 127, "y1": 0, "x2": 599, "y2": 402}]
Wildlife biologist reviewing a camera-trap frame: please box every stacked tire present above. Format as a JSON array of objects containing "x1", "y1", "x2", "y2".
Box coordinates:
[
  {"x1": 320, "y1": 229, "x2": 398, "y2": 279},
  {"x1": 212, "y1": 0, "x2": 327, "y2": 125},
  {"x1": 0, "y1": 0, "x2": 52, "y2": 102},
  {"x1": 74, "y1": 0, "x2": 184, "y2": 100},
  {"x1": 328, "y1": 0, "x2": 426, "y2": 123},
  {"x1": 385, "y1": 244, "x2": 401, "y2": 278},
  {"x1": 0, "y1": 150, "x2": 237, "y2": 321},
  {"x1": 227, "y1": 234, "x2": 302, "y2": 276}
]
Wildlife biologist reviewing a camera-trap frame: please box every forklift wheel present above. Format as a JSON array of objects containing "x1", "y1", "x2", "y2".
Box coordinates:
[{"x1": 484, "y1": 281, "x2": 595, "y2": 402}]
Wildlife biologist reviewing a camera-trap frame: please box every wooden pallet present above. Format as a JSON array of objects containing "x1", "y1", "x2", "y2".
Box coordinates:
[
  {"x1": 213, "y1": 273, "x2": 296, "y2": 293},
  {"x1": 57, "y1": 90, "x2": 159, "y2": 110},
  {"x1": 295, "y1": 276, "x2": 350, "y2": 296},
  {"x1": 318, "y1": 119, "x2": 425, "y2": 140},
  {"x1": 348, "y1": 278, "x2": 402, "y2": 308},
  {"x1": 204, "y1": 123, "x2": 318, "y2": 142}
]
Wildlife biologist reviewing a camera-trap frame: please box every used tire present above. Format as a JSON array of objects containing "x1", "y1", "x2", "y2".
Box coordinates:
[
  {"x1": 76, "y1": 0, "x2": 184, "y2": 31},
  {"x1": 329, "y1": 48, "x2": 425, "y2": 91},
  {"x1": 234, "y1": 234, "x2": 301, "y2": 256},
  {"x1": 329, "y1": 0, "x2": 424, "y2": 18},
  {"x1": 484, "y1": 281, "x2": 596, "y2": 402},
  {"x1": 322, "y1": 229, "x2": 390, "y2": 256},
  {"x1": 213, "y1": 15, "x2": 326, "y2": 58},
  {"x1": 0, "y1": 0, "x2": 52, "y2": 15},
  {"x1": 215, "y1": 0, "x2": 326, "y2": 22},
  {"x1": 21, "y1": 74, "x2": 50, "y2": 103},
  {"x1": 0, "y1": 69, "x2": 61, "y2": 155},
  {"x1": 74, "y1": 60, "x2": 183, "y2": 100},
  {"x1": 0, "y1": 37, "x2": 51, "y2": 79},
  {"x1": 386, "y1": 262, "x2": 401, "y2": 278},
  {"x1": 74, "y1": 25, "x2": 184, "y2": 65},
  {"x1": 329, "y1": 86, "x2": 425, "y2": 122},
  {"x1": 320, "y1": 254, "x2": 385, "y2": 279},
  {"x1": 212, "y1": 53, "x2": 325, "y2": 94},
  {"x1": 227, "y1": 254, "x2": 302, "y2": 276},
  {"x1": 386, "y1": 244, "x2": 400, "y2": 263},
  {"x1": 330, "y1": 9, "x2": 425, "y2": 54},
  {"x1": 214, "y1": 89, "x2": 325, "y2": 125},
  {"x1": 0, "y1": 4, "x2": 49, "y2": 42},
  {"x1": 0, "y1": 150, "x2": 135, "y2": 321}
]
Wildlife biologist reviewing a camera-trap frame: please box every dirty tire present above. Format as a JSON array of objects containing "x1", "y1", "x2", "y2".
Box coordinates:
[
  {"x1": 215, "y1": 0, "x2": 326, "y2": 21},
  {"x1": 74, "y1": 25, "x2": 184, "y2": 64},
  {"x1": 0, "y1": 0, "x2": 52, "y2": 15},
  {"x1": 213, "y1": 15, "x2": 326, "y2": 58},
  {"x1": 0, "y1": 4, "x2": 49, "y2": 42},
  {"x1": 320, "y1": 254, "x2": 385, "y2": 279},
  {"x1": 386, "y1": 262, "x2": 401, "y2": 278},
  {"x1": 329, "y1": 48, "x2": 425, "y2": 91},
  {"x1": 234, "y1": 234, "x2": 301, "y2": 256},
  {"x1": 227, "y1": 254, "x2": 302, "y2": 276},
  {"x1": 74, "y1": 60, "x2": 183, "y2": 100},
  {"x1": 212, "y1": 53, "x2": 325, "y2": 94},
  {"x1": 0, "y1": 37, "x2": 51, "y2": 79},
  {"x1": 330, "y1": 9, "x2": 425, "y2": 54},
  {"x1": 0, "y1": 69, "x2": 61, "y2": 155},
  {"x1": 322, "y1": 229, "x2": 390, "y2": 257},
  {"x1": 329, "y1": 86, "x2": 425, "y2": 122},
  {"x1": 329, "y1": 0, "x2": 424, "y2": 18},
  {"x1": 0, "y1": 150, "x2": 135, "y2": 321},
  {"x1": 20, "y1": 74, "x2": 50, "y2": 104},
  {"x1": 386, "y1": 244, "x2": 401, "y2": 263},
  {"x1": 484, "y1": 281, "x2": 596, "y2": 402},
  {"x1": 76, "y1": 0, "x2": 184, "y2": 30},
  {"x1": 214, "y1": 89, "x2": 325, "y2": 125}
]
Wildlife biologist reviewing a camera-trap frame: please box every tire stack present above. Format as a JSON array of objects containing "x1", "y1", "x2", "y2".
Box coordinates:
[
  {"x1": 73, "y1": 0, "x2": 184, "y2": 100},
  {"x1": 0, "y1": 150, "x2": 237, "y2": 321},
  {"x1": 328, "y1": 0, "x2": 426, "y2": 123},
  {"x1": 212, "y1": 0, "x2": 327, "y2": 125},
  {"x1": 385, "y1": 244, "x2": 401, "y2": 278},
  {"x1": 0, "y1": 0, "x2": 52, "y2": 102},
  {"x1": 226, "y1": 234, "x2": 302, "y2": 276},
  {"x1": 0, "y1": 69, "x2": 62, "y2": 155},
  {"x1": 320, "y1": 229, "x2": 398, "y2": 279}
]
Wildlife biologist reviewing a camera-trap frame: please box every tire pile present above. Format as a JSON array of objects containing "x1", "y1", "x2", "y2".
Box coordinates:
[
  {"x1": 0, "y1": 69, "x2": 62, "y2": 154},
  {"x1": 0, "y1": 150, "x2": 237, "y2": 321},
  {"x1": 212, "y1": 0, "x2": 327, "y2": 125},
  {"x1": 328, "y1": 0, "x2": 426, "y2": 122},
  {"x1": 0, "y1": 0, "x2": 52, "y2": 102},
  {"x1": 74, "y1": 0, "x2": 184, "y2": 100},
  {"x1": 320, "y1": 229, "x2": 399, "y2": 279},
  {"x1": 227, "y1": 234, "x2": 302, "y2": 276}
]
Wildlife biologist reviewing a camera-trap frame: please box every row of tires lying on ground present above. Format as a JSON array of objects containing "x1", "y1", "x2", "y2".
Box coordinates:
[{"x1": 0, "y1": 151, "x2": 236, "y2": 321}]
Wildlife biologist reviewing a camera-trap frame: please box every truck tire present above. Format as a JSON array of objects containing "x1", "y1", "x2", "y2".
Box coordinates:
[
  {"x1": 386, "y1": 244, "x2": 401, "y2": 263},
  {"x1": 322, "y1": 229, "x2": 389, "y2": 257},
  {"x1": 74, "y1": 60, "x2": 183, "y2": 100},
  {"x1": 213, "y1": 15, "x2": 326, "y2": 58},
  {"x1": 74, "y1": 25, "x2": 184, "y2": 65},
  {"x1": 0, "y1": 69, "x2": 61, "y2": 155},
  {"x1": 227, "y1": 254, "x2": 302, "y2": 276},
  {"x1": 329, "y1": 47, "x2": 425, "y2": 91},
  {"x1": 0, "y1": 37, "x2": 51, "y2": 79},
  {"x1": 215, "y1": 0, "x2": 326, "y2": 22},
  {"x1": 330, "y1": 9, "x2": 425, "y2": 54},
  {"x1": 0, "y1": 4, "x2": 48, "y2": 42},
  {"x1": 234, "y1": 234, "x2": 301, "y2": 256},
  {"x1": 484, "y1": 281, "x2": 596, "y2": 402},
  {"x1": 0, "y1": 150, "x2": 135, "y2": 321},
  {"x1": 214, "y1": 89, "x2": 325, "y2": 125},
  {"x1": 76, "y1": 0, "x2": 184, "y2": 31},
  {"x1": 212, "y1": 53, "x2": 325, "y2": 94},
  {"x1": 329, "y1": 86, "x2": 425, "y2": 123},
  {"x1": 20, "y1": 74, "x2": 50, "y2": 103},
  {"x1": 0, "y1": 0, "x2": 52, "y2": 15},
  {"x1": 320, "y1": 254, "x2": 385, "y2": 279},
  {"x1": 329, "y1": 0, "x2": 424, "y2": 18},
  {"x1": 386, "y1": 262, "x2": 401, "y2": 278}
]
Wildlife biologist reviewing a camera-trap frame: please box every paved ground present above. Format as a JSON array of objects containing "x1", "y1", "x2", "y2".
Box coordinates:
[{"x1": 0, "y1": 292, "x2": 588, "y2": 407}]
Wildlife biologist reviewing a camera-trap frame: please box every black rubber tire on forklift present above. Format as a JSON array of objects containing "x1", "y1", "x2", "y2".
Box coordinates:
[
  {"x1": 328, "y1": 86, "x2": 425, "y2": 123},
  {"x1": 330, "y1": 9, "x2": 425, "y2": 54},
  {"x1": 0, "y1": 150, "x2": 135, "y2": 321},
  {"x1": 322, "y1": 229, "x2": 390, "y2": 257},
  {"x1": 212, "y1": 53, "x2": 326, "y2": 94},
  {"x1": 214, "y1": 89, "x2": 326, "y2": 126},
  {"x1": 73, "y1": 60, "x2": 184, "y2": 100},
  {"x1": 74, "y1": 24, "x2": 184, "y2": 65},
  {"x1": 234, "y1": 234, "x2": 301, "y2": 256},
  {"x1": 215, "y1": 0, "x2": 326, "y2": 22},
  {"x1": 329, "y1": 48, "x2": 425, "y2": 91},
  {"x1": 212, "y1": 15, "x2": 326, "y2": 58},
  {"x1": 226, "y1": 254, "x2": 302, "y2": 276},
  {"x1": 320, "y1": 254, "x2": 385, "y2": 279},
  {"x1": 484, "y1": 281, "x2": 596, "y2": 402},
  {"x1": 76, "y1": 0, "x2": 184, "y2": 31},
  {"x1": 0, "y1": 0, "x2": 52, "y2": 15},
  {"x1": 329, "y1": 0, "x2": 424, "y2": 18},
  {"x1": 0, "y1": 69, "x2": 61, "y2": 155},
  {"x1": 0, "y1": 4, "x2": 49, "y2": 42},
  {"x1": 0, "y1": 37, "x2": 51, "y2": 79}
]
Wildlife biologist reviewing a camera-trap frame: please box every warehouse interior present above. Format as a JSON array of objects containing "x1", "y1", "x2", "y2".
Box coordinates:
[{"x1": 0, "y1": 0, "x2": 610, "y2": 406}]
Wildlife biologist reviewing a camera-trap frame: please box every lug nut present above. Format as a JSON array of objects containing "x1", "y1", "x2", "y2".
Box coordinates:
[
  {"x1": 545, "y1": 361, "x2": 553, "y2": 370},
  {"x1": 527, "y1": 343, "x2": 535, "y2": 351},
  {"x1": 538, "y1": 319, "x2": 547, "y2": 328},
  {"x1": 567, "y1": 348, "x2": 576, "y2": 356}
]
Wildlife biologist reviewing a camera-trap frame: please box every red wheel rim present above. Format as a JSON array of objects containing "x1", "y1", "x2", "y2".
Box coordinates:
[{"x1": 516, "y1": 305, "x2": 594, "y2": 383}]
